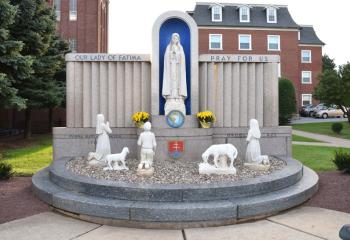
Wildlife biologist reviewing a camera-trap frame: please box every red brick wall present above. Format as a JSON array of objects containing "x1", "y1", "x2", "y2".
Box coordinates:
[
  {"x1": 198, "y1": 28, "x2": 323, "y2": 110},
  {"x1": 47, "y1": 0, "x2": 108, "y2": 53}
]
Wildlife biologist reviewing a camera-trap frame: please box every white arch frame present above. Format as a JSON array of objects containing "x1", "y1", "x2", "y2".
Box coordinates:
[{"x1": 151, "y1": 11, "x2": 199, "y2": 115}]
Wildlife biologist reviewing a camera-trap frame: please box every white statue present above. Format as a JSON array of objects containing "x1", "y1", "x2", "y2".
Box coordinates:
[
  {"x1": 244, "y1": 119, "x2": 270, "y2": 170},
  {"x1": 199, "y1": 144, "x2": 238, "y2": 175},
  {"x1": 88, "y1": 114, "x2": 112, "y2": 166},
  {"x1": 162, "y1": 33, "x2": 187, "y2": 116},
  {"x1": 137, "y1": 122, "x2": 156, "y2": 176},
  {"x1": 103, "y1": 147, "x2": 130, "y2": 171}
]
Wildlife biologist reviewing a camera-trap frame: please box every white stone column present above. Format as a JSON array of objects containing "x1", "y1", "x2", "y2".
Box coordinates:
[
  {"x1": 223, "y1": 63, "x2": 232, "y2": 127},
  {"x1": 124, "y1": 62, "x2": 133, "y2": 127},
  {"x1": 83, "y1": 62, "x2": 91, "y2": 127},
  {"x1": 263, "y1": 63, "x2": 273, "y2": 126},
  {"x1": 133, "y1": 62, "x2": 142, "y2": 113},
  {"x1": 216, "y1": 63, "x2": 224, "y2": 127},
  {"x1": 66, "y1": 62, "x2": 75, "y2": 127},
  {"x1": 99, "y1": 62, "x2": 108, "y2": 119},
  {"x1": 199, "y1": 62, "x2": 208, "y2": 111},
  {"x1": 207, "y1": 62, "x2": 215, "y2": 113},
  {"x1": 232, "y1": 63, "x2": 240, "y2": 127},
  {"x1": 255, "y1": 63, "x2": 264, "y2": 126},
  {"x1": 239, "y1": 63, "x2": 248, "y2": 127},
  {"x1": 108, "y1": 62, "x2": 117, "y2": 126},
  {"x1": 116, "y1": 62, "x2": 125, "y2": 127},
  {"x1": 91, "y1": 62, "x2": 100, "y2": 127},
  {"x1": 248, "y1": 63, "x2": 256, "y2": 121},
  {"x1": 141, "y1": 62, "x2": 151, "y2": 113},
  {"x1": 74, "y1": 62, "x2": 83, "y2": 127}
]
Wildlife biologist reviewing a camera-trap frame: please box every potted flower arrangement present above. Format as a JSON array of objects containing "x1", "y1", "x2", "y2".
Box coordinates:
[
  {"x1": 196, "y1": 111, "x2": 216, "y2": 128},
  {"x1": 132, "y1": 112, "x2": 150, "y2": 128}
]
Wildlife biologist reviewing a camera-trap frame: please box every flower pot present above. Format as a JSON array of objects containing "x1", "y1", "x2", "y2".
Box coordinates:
[
  {"x1": 135, "y1": 122, "x2": 145, "y2": 128},
  {"x1": 199, "y1": 121, "x2": 212, "y2": 129}
]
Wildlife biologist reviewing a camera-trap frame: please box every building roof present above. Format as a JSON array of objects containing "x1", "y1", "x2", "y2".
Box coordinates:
[
  {"x1": 189, "y1": 2, "x2": 324, "y2": 46},
  {"x1": 191, "y1": 3, "x2": 299, "y2": 29},
  {"x1": 299, "y1": 26, "x2": 325, "y2": 45}
]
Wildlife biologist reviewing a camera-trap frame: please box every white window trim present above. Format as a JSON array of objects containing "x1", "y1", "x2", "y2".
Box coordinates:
[
  {"x1": 301, "y1": 94, "x2": 312, "y2": 106},
  {"x1": 267, "y1": 35, "x2": 280, "y2": 51},
  {"x1": 266, "y1": 7, "x2": 277, "y2": 23},
  {"x1": 301, "y1": 71, "x2": 312, "y2": 84},
  {"x1": 211, "y1": 6, "x2": 222, "y2": 22},
  {"x1": 239, "y1": 6, "x2": 250, "y2": 22},
  {"x1": 301, "y1": 50, "x2": 312, "y2": 63},
  {"x1": 54, "y1": 0, "x2": 61, "y2": 21},
  {"x1": 238, "y1": 34, "x2": 252, "y2": 50},
  {"x1": 209, "y1": 34, "x2": 223, "y2": 50},
  {"x1": 69, "y1": 0, "x2": 77, "y2": 21}
]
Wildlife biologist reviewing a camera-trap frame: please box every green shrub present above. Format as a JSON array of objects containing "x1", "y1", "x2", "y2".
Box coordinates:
[
  {"x1": 0, "y1": 161, "x2": 14, "y2": 180},
  {"x1": 333, "y1": 151, "x2": 350, "y2": 173},
  {"x1": 279, "y1": 78, "x2": 296, "y2": 125},
  {"x1": 331, "y1": 122, "x2": 343, "y2": 134}
]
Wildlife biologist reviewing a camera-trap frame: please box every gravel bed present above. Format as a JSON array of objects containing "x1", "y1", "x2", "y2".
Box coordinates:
[{"x1": 66, "y1": 156, "x2": 286, "y2": 185}]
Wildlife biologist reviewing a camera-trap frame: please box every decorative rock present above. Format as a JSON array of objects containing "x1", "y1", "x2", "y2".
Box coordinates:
[
  {"x1": 136, "y1": 167, "x2": 155, "y2": 177},
  {"x1": 199, "y1": 144, "x2": 238, "y2": 175},
  {"x1": 88, "y1": 114, "x2": 112, "y2": 166},
  {"x1": 162, "y1": 33, "x2": 187, "y2": 116},
  {"x1": 137, "y1": 122, "x2": 157, "y2": 176},
  {"x1": 244, "y1": 162, "x2": 271, "y2": 171}
]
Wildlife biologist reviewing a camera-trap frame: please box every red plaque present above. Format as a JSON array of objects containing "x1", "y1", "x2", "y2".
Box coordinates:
[{"x1": 168, "y1": 141, "x2": 184, "y2": 159}]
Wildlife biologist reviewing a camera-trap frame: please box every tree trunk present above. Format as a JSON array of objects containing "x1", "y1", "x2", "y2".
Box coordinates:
[
  {"x1": 347, "y1": 111, "x2": 350, "y2": 124},
  {"x1": 24, "y1": 108, "x2": 32, "y2": 139},
  {"x1": 338, "y1": 105, "x2": 350, "y2": 124},
  {"x1": 48, "y1": 108, "x2": 53, "y2": 133}
]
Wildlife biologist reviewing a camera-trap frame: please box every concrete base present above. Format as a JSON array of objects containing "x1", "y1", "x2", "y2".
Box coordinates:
[
  {"x1": 32, "y1": 156, "x2": 318, "y2": 229},
  {"x1": 244, "y1": 163, "x2": 271, "y2": 171},
  {"x1": 198, "y1": 163, "x2": 237, "y2": 175}
]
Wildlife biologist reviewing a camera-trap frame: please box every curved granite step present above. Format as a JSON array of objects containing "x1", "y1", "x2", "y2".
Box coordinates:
[
  {"x1": 48, "y1": 156, "x2": 303, "y2": 202},
  {"x1": 32, "y1": 166, "x2": 318, "y2": 228}
]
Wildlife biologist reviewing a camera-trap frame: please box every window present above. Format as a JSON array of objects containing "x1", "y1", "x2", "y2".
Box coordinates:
[
  {"x1": 239, "y1": 6, "x2": 250, "y2": 22},
  {"x1": 302, "y1": 94, "x2": 312, "y2": 106},
  {"x1": 301, "y1": 71, "x2": 312, "y2": 84},
  {"x1": 54, "y1": 0, "x2": 61, "y2": 21},
  {"x1": 266, "y1": 7, "x2": 277, "y2": 23},
  {"x1": 267, "y1": 35, "x2": 280, "y2": 51},
  {"x1": 209, "y1": 34, "x2": 222, "y2": 50},
  {"x1": 69, "y1": 0, "x2": 77, "y2": 21},
  {"x1": 301, "y1": 50, "x2": 312, "y2": 63},
  {"x1": 69, "y1": 38, "x2": 77, "y2": 52},
  {"x1": 211, "y1": 6, "x2": 222, "y2": 22},
  {"x1": 239, "y1": 34, "x2": 251, "y2": 50}
]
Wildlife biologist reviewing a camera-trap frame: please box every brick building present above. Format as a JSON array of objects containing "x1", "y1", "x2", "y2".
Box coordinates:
[
  {"x1": 188, "y1": 3, "x2": 324, "y2": 108},
  {"x1": 47, "y1": 0, "x2": 109, "y2": 53},
  {"x1": 0, "y1": 0, "x2": 109, "y2": 134}
]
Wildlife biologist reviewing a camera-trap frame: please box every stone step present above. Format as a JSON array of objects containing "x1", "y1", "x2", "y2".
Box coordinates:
[
  {"x1": 32, "y1": 166, "x2": 318, "y2": 228},
  {"x1": 49, "y1": 156, "x2": 303, "y2": 202}
]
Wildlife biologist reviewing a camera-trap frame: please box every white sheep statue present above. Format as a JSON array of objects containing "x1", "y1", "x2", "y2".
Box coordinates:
[
  {"x1": 200, "y1": 144, "x2": 238, "y2": 175},
  {"x1": 103, "y1": 147, "x2": 130, "y2": 171}
]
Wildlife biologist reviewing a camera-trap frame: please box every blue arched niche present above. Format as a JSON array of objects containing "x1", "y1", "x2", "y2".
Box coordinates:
[{"x1": 159, "y1": 18, "x2": 191, "y2": 115}]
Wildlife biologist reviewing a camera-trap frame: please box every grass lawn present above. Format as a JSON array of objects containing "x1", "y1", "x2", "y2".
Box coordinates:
[
  {"x1": 292, "y1": 134, "x2": 323, "y2": 142},
  {"x1": 292, "y1": 144, "x2": 350, "y2": 171},
  {"x1": 0, "y1": 135, "x2": 52, "y2": 176},
  {"x1": 292, "y1": 121, "x2": 350, "y2": 140}
]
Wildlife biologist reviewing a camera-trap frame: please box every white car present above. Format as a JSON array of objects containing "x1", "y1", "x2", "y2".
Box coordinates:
[{"x1": 314, "y1": 106, "x2": 347, "y2": 119}]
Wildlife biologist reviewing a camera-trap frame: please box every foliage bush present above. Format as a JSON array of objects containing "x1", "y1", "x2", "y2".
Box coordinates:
[
  {"x1": 333, "y1": 150, "x2": 350, "y2": 173},
  {"x1": 332, "y1": 122, "x2": 344, "y2": 134},
  {"x1": 279, "y1": 78, "x2": 296, "y2": 125},
  {"x1": 0, "y1": 161, "x2": 14, "y2": 180}
]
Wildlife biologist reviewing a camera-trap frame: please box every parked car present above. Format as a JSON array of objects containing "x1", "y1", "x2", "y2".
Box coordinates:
[
  {"x1": 309, "y1": 103, "x2": 328, "y2": 117},
  {"x1": 299, "y1": 104, "x2": 315, "y2": 117},
  {"x1": 314, "y1": 106, "x2": 347, "y2": 119}
]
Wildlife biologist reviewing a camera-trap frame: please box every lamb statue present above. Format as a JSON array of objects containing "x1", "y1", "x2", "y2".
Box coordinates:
[
  {"x1": 103, "y1": 147, "x2": 130, "y2": 171},
  {"x1": 199, "y1": 144, "x2": 238, "y2": 175}
]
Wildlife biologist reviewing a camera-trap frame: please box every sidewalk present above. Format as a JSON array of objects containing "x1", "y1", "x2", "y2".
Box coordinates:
[
  {"x1": 1, "y1": 207, "x2": 349, "y2": 240},
  {"x1": 293, "y1": 129, "x2": 350, "y2": 148}
]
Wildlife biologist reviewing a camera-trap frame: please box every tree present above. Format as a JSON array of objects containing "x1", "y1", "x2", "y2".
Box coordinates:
[
  {"x1": 314, "y1": 64, "x2": 350, "y2": 124},
  {"x1": 0, "y1": 0, "x2": 32, "y2": 109},
  {"x1": 322, "y1": 54, "x2": 336, "y2": 72},
  {"x1": 9, "y1": 0, "x2": 67, "y2": 138},
  {"x1": 279, "y1": 78, "x2": 296, "y2": 125}
]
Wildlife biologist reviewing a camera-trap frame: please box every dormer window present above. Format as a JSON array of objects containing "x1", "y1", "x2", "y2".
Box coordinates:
[
  {"x1": 239, "y1": 6, "x2": 250, "y2": 22},
  {"x1": 266, "y1": 7, "x2": 277, "y2": 23},
  {"x1": 211, "y1": 5, "x2": 222, "y2": 22}
]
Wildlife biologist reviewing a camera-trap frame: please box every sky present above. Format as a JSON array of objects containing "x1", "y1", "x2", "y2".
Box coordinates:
[{"x1": 109, "y1": 0, "x2": 350, "y2": 66}]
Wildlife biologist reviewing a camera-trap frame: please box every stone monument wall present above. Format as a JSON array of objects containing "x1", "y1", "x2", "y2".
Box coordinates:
[
  {"x1": 65, "y1": 54, "x2": 151, "y2": 128},
  {"x1": 199, "y1": 54, "x2": 279, "y2": 127}
]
